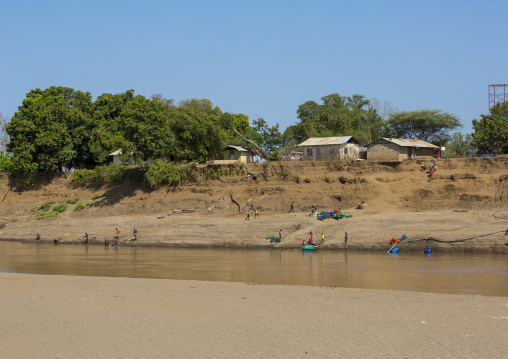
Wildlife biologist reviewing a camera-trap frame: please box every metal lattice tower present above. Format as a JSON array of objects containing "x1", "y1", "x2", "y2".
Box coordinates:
[{"x1": 488, "y1": 84, "x2": 508, "y2": 112}]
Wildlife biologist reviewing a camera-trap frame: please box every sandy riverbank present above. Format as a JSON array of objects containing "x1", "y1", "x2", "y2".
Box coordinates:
[
  {"x1": 2, "y1": 208, "x2": 508, "y2": 253},
  {"x1": 1, "y1": 272, "x2": 507, "y2": 358},
  {"x1": 0, "y1": 158, "x2": 507, "y2": 253}
]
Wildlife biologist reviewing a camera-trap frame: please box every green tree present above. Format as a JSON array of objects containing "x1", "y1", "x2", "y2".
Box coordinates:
[
  {"x1": 0, "y1": 152, "x2": 14, "y2": 172},
  {"x1": 88, "y1": 90, "x2": 136, "y2": 164},
  {"x1": 472, "y1": 102, "x2": 508, "y2": 155},
  {"x1": 172, "y1": 99, "x2": 224, "y2": 162},
  {"x1": 6, "y1": 87, "x2": 92, "y2": 171},
  {"x1": 120, "y1": 95, "x2": 175, "y2": 162},
  {"x1": 384, "y1": 110, "x2": 462, "y2": 144},
  {"x1": 252, "y1": 117, "x2": 282, "y2": 157},
  {"x1": 446, "y1": 132, "x2": 477, "y2": 157},
  {"x1": 284, "y1": 94, "x2": 383, "y2": 145}
]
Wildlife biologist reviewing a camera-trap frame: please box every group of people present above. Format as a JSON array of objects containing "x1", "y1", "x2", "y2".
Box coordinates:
[
  {"x1": 300, "y1": 231, "x2": 348, "y2": 246},
  {"x1": 288, "y1": 202, "x2": 351, "y2": 246},
  {"x1": 107, "y1": 228, "x2": 139, "y2": 246},
  {"x1": 34, "y1": 228, "x2": 140, "y2": 246},
  {"x1": 421, "y1": 160, "x2": 437, "y2": 177},
  {"x1": 113, "y1": 228, "x2": 139, "y2": 242},
  {"x1": 245, "y1": 208, "x2": 260, "y2": 220}
]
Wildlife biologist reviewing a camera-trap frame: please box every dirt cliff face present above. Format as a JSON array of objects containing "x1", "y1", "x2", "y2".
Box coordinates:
[{"x1": 0, "y1": 157, "x2": 507, "y2": 221}]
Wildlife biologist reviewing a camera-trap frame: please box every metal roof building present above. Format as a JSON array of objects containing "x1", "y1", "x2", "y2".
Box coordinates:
[
  {"x1": 298, "y1": 136, "x2": 364, "y2": 161},
  {"x1": 366, "y1": 138, "x2": 439, "y2": 161}
]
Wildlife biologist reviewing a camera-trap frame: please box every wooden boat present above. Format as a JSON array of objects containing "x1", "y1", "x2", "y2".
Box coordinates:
[{"x1": 302, "y1": 244, "x2": 318, "y2": 251}]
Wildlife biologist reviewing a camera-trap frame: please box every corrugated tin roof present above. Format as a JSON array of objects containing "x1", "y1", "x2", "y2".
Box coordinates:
[
  {"x1": 368, "y1": 138, "x2": 438, "y2": 148},
  {"x1": 109, "y1": 149, "x2": 122, "y2": 156},
  {"x1": 223, "y1": 145, "x2": 249, "y2": 152},
  {"x1": 298, "y1": 136, "x2": 359, "y2": 147},
  {"x1": 402, "y1": 139, "x2": 440, "y2": 148}
]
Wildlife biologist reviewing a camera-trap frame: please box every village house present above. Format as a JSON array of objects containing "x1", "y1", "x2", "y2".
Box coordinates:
[
  {"x1": 109, "y1": 149, "x2": 134, "y2": 165},
  {"x1": 298, "y1": 136, "x2": 364, "y2": 161},
  {"x1": 366, "y1": 138, "x2": 440, "y2": 161},
  {"x1": 222, "y1": 145, "x2": 260, "y2": 164}
]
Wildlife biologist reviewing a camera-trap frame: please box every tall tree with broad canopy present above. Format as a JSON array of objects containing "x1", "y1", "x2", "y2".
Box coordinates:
[
  {"x1": 6, "y1": 87, "x2": 93, "y2": 171},
  {"x1": 120, "y1": 95, "x2": 175, "y2": 162},
  {"x1": 283, "y1": 94, "x2": 383, "y2": 145},
  {"x1": 88, "y1": 90, "x2": 136, "y2": 165},
  {"x1": 384, "y1": 109, "x2": 462, "y2": 144},
  {"x1": 171, "y1": 99, "x2": 224, "y2": 162},
  {"x1": 472, "y1": 102, "x2": 508, "y2": 155}
]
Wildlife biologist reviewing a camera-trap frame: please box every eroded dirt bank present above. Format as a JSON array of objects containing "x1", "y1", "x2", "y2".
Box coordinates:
[{"x1": 0, "y1": 157, "x2": 507, "y2": 253}]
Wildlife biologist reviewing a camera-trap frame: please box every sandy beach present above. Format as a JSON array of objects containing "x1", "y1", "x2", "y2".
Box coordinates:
[
  {"x1": 1, "y1": 272, "x2": 508, "y2": 358},
  {"x1": 1, "y1": 158, "x2": 507, "y2": 357}
]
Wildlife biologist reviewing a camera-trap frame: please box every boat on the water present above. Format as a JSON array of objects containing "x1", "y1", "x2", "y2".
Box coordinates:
[{"x1": 302, "y1": 244, "x2": 318, "y2": 251}]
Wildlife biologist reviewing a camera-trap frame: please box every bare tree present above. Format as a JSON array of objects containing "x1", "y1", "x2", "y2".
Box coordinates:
[
  {"x1": 370, "y1": 99, "x2": 397, "y2": 121},
  {"x1": 0, "y1": 112, "x2": 9, "y2": 153}
]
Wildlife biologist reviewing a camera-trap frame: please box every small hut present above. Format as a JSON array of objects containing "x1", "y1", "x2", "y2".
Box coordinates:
[
  {"x1": 222, "y1": 145, "x2": 260, "y2": 163},
  {"x1": 109, "y1": 149, "x2": 135, "y2": 165}
]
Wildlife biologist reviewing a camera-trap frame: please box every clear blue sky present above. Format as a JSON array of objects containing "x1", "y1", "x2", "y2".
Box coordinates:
[{"x1": 1, "y1": 0, "x2": 507, "y2": 135}]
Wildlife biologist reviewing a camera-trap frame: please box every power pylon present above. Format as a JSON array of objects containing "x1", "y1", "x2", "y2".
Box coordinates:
[{"x1": 488, "y1": 84, "x2": 508, "y2": 112}]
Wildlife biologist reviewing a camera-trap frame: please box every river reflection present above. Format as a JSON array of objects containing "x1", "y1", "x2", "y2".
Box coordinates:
[{"x1": 1, "y1": 241, "x2": 507, "y2": 297}]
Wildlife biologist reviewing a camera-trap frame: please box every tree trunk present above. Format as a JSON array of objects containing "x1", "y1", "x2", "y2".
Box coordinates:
[
  {"x1": 230, "y1": 192, "x2": 241, "y2": 213},
  {"x1": 229, "y1": 127, "x2": 269, "y2": 160}
]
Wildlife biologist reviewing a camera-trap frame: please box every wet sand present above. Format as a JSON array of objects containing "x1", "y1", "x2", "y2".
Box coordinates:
[{"x1": 1, "y1": 272, "x2": 507, "y2": 358}]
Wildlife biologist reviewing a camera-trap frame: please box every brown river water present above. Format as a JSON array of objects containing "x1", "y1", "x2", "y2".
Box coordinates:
[{"x1": 1, "y1": 241, "x2": 507, "y2": 297}]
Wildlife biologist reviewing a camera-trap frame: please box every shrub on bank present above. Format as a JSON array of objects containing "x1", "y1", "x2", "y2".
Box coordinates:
[
  {"x1": 144, "y1": 160, "x2": 181, "y2": 187},
  {"x1": 36, "y1": 211, "x2": 57, "y2": 219},
  {"x1": 0, "y1": 153, "x2": 14, "y2": 173},
  {"x1": 52, "y1": 202, "x2": 67, "y2": 214},
  {"x1": 33, "y1": 201, "x2": 55, "y2": 213},
  {"x1": 71, "y1": 163, "x2": 127, "y2": 186}
]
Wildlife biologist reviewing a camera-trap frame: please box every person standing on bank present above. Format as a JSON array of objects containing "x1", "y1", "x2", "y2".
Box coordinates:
[
  {"x1": 255, "y1": 208, "x2": 259, "y2": 219},
  {"x1": 245, "y1": 208, "x2": 250, "y2": 220},
  {"x1": 288, "y1": 202, "x2": 295, "y2": 213}
]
